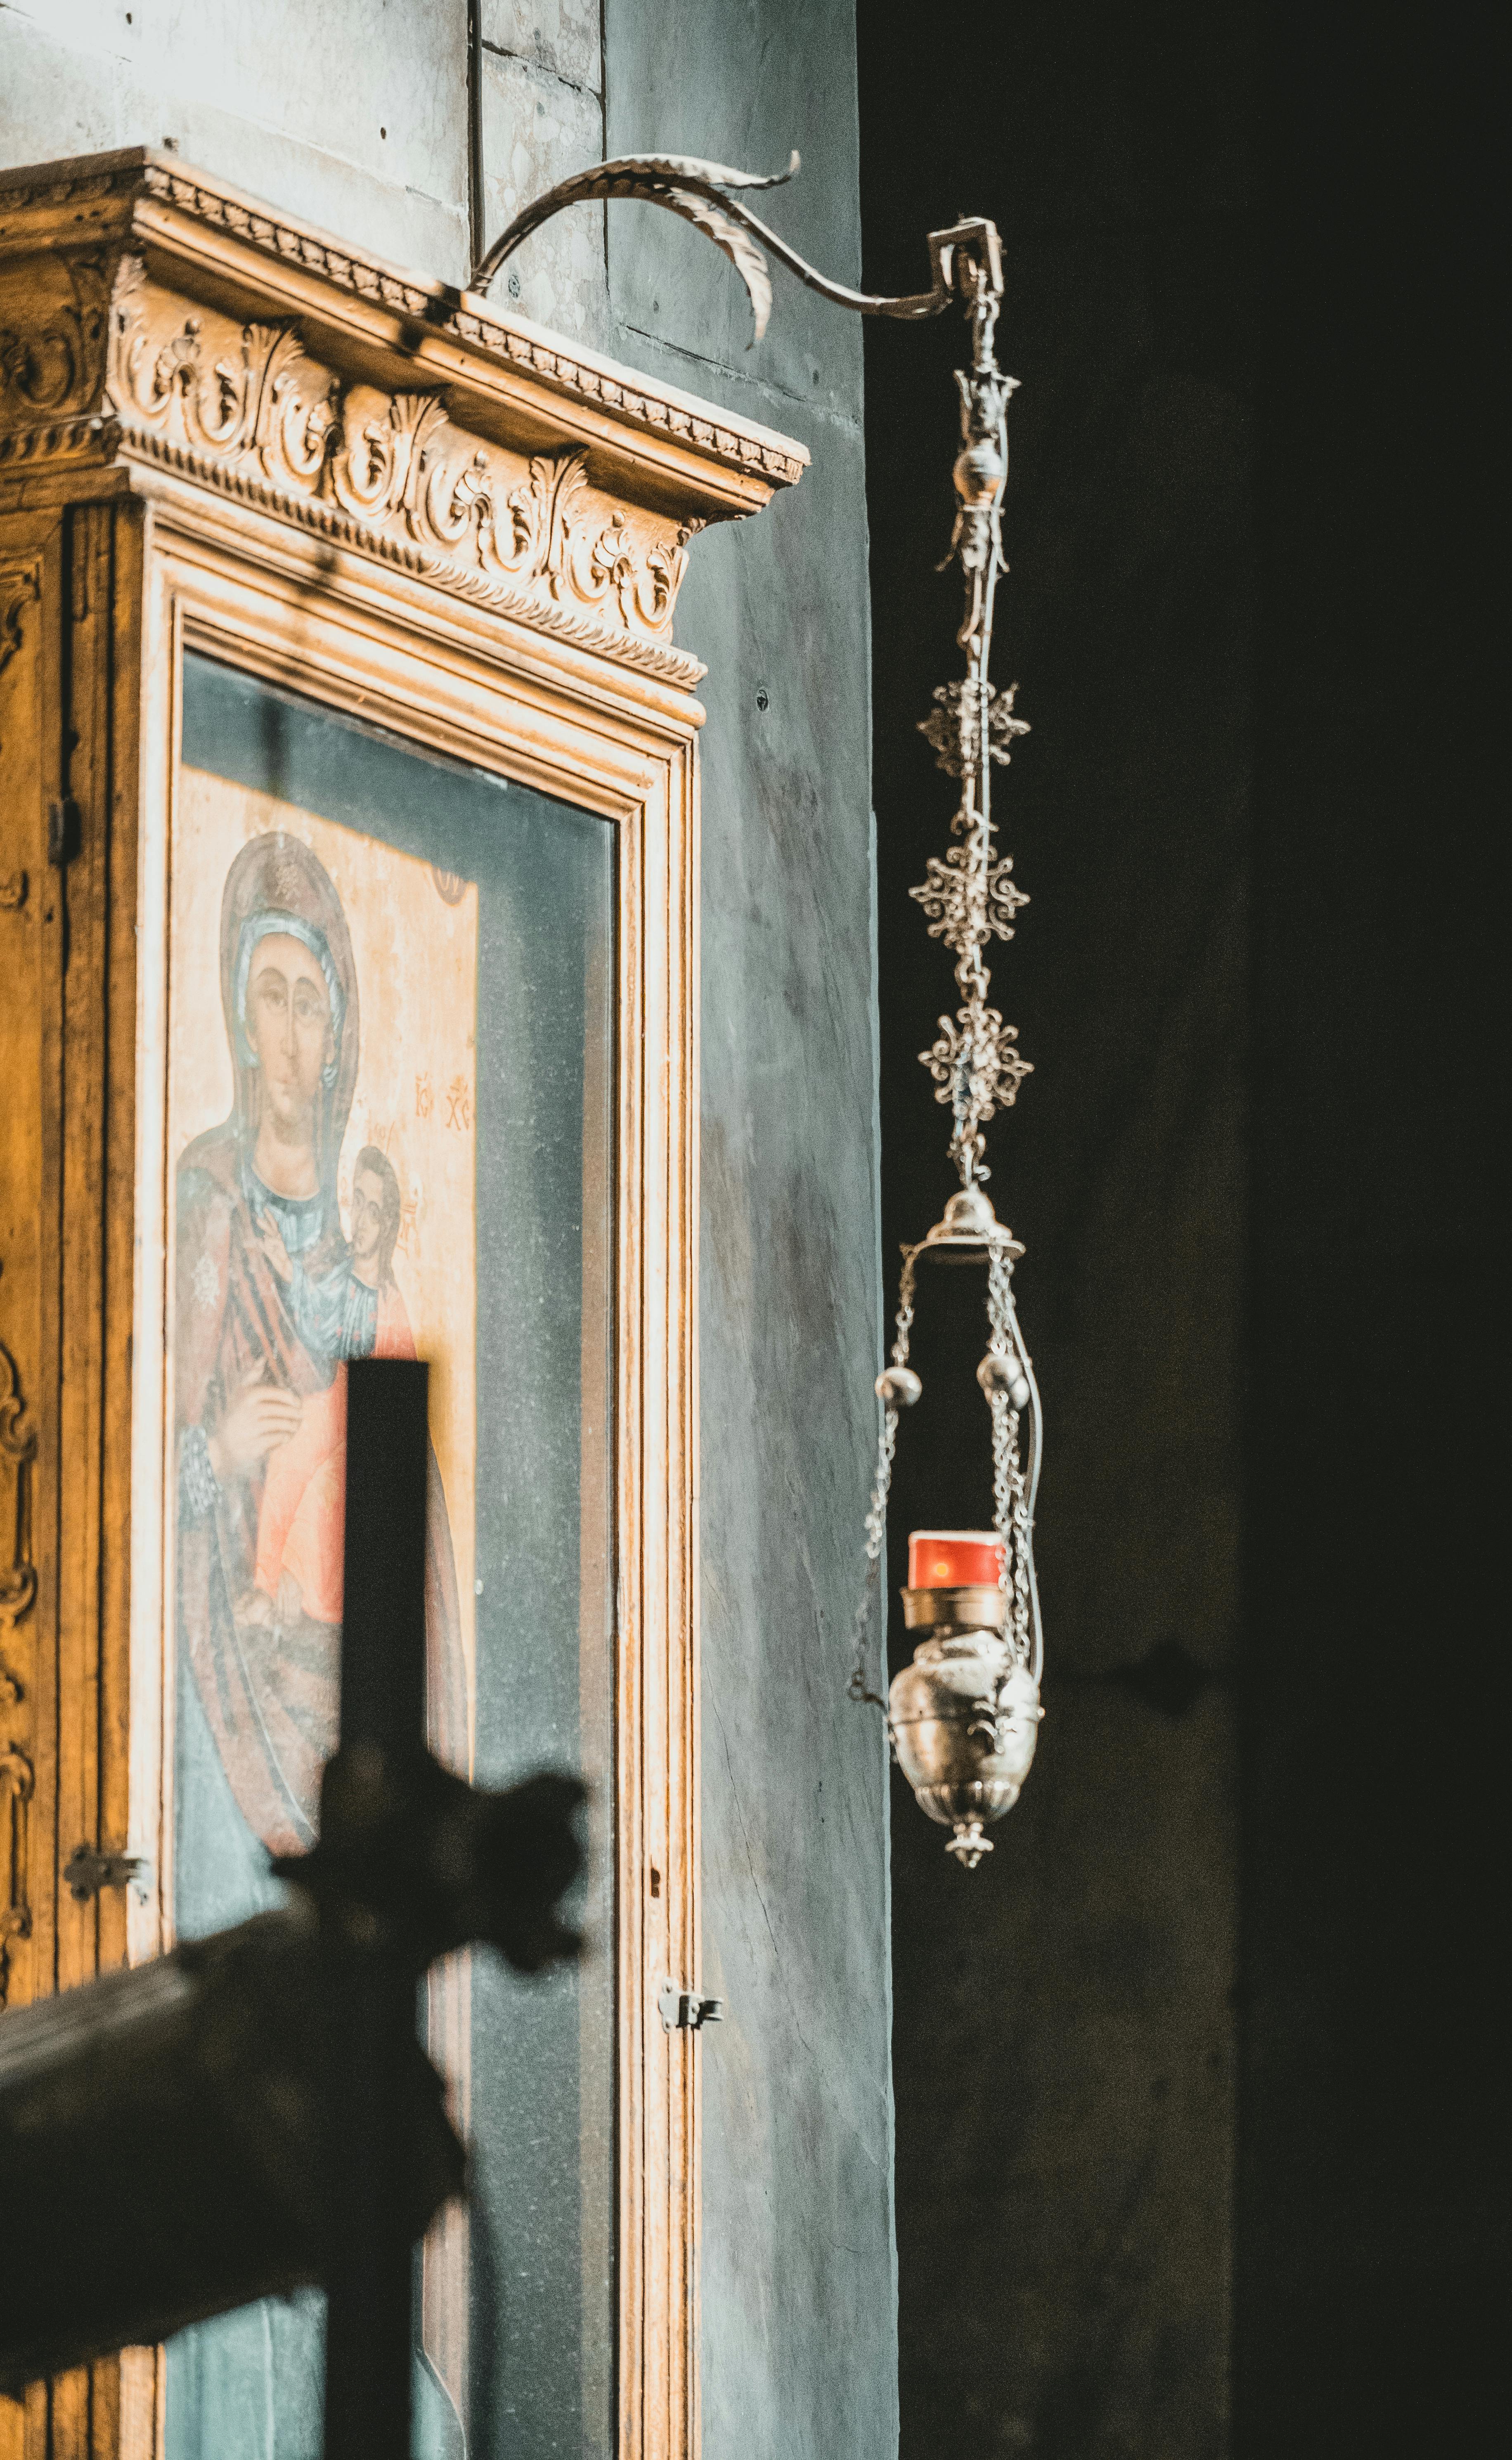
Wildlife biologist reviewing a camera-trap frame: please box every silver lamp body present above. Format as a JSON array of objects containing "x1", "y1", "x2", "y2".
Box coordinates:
[{"x1": 889, "y1": 1580, "x2": 1043, "y2": 1869}]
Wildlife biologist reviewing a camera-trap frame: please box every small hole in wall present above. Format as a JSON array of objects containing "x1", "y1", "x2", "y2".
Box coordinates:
[
  {"x1": 755, "y1": 685, "x2": 770, "y2": 713},
  {"x1": 380, "y1": 126, "x2": 387, "y2": 140},
  {"x1": 649, "y1": 1866, "x2": 662, "y2": 1898},
  {"x1": 508, "y1": 270, "x2": 521, "y2": 298}
]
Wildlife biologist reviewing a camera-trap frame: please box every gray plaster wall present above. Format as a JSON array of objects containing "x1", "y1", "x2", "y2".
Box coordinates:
[
  {"x1": 1, "y1": 6, "x2": 896, "y2": 2455},
  {"x1": 0, "y1": 0, "x2": 473, "y2": 278},
  {"x1": 599, "y1": 21, "x2": 893, "y2": 2460}
]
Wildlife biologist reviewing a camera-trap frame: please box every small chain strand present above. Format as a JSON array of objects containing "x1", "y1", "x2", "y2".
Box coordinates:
[
  {"x1": 1008, "y1": 1428, "x2": 1032, "y2": 1663},
  {"x1": 890, "y1": 1256, "x2": 918, "y2": 1367},
  {"x1": 989, "y1": 1391, "x2": 1015, "y2": 1582},
  {"x1": 847, "y1": 1272, "x2": 919, "y2": 1712},
  {"x1": 863, "y1": 1408, "x2": 900, "y2": 1574},
  {"x1": 986, "y1": 1243, "x2": 1034, "y2": 1665}
]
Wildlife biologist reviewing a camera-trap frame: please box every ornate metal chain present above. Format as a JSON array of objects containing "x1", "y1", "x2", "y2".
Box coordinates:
[
  {"x1": 847, "y1": 228, "x2": 1039, "y2": 1714},
  {"x1": 911, "y1": 253, "x2": 1032, "y2": 1186},
  {"x1": 985, "y1": 1244, "x2": 1033, "y2": 1669}
]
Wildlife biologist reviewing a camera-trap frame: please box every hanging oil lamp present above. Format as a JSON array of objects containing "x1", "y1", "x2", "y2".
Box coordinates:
[
  {"x1": 470, "y1": 156, "x2": 1042, "y2": 1869},
  {"x1": 845, "y1": 221, "x2": 1046, "y2": 1869}
]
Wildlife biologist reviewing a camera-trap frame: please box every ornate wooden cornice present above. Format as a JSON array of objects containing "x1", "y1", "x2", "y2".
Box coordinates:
[{"x1": 0, "y1": 148, "x2": 809, "y2": 686}]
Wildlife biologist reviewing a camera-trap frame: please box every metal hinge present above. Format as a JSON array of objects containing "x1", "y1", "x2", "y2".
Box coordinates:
[
  {"x1": 658, "y1": 1975, "x2": 724, "y2": 2033},
  {"x1": 63, "y1": 1844, "x2": 149, "y2": 1903}
]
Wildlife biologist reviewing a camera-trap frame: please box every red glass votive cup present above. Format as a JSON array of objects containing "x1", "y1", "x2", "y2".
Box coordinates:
[{"x1": 908, "y1": 1529, "x2": 1006, "y2": 1591}]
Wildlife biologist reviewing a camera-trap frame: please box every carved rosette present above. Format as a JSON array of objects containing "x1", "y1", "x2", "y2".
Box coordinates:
[{"x1": 102, "y1": 259, "x2": 705, "y2": 672}]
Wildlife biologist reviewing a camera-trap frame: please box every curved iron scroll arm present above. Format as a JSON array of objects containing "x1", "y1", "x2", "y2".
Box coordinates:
[{"x1": 468, "y1": 150, "x2": 984, "y2": 341}]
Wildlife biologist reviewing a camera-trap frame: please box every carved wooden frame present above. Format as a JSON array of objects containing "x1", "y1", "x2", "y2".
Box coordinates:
[{"x1": 0, "y1": 147, "x2": 807, "y2": 2460}]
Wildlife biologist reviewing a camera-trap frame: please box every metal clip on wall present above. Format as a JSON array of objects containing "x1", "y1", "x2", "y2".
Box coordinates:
[{"x1": 658, "y1": 1975, "x2": 725, "y2": 2032}]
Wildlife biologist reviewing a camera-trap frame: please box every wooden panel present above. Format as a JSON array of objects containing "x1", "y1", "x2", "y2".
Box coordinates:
[
  {"x1": 0, "y1": 509, "x2": 60, "y2": 2018},
  {"x1": 0, "y1": 490, "x2": 145, "y2": 2460},
  {"x1": 0, "y1": 507, "x2": 61, "y2": 2460}
]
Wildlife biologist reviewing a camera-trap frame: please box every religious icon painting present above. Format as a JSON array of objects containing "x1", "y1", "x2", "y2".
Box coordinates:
[
  {"x1": 0, "y1": 163, "x2": 733, "y2": 2460},
  {"x1": 163, "y1": 655, "x2": 616, "y2": 2460}
]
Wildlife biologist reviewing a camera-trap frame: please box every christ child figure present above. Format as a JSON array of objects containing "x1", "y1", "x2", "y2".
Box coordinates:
[
  {"x1": 347, "y1": 1144, "x2": 417, "y2": 1361},
  {"x1": 252, "y1": 1145, "x2": 417, "y2": 1623}
]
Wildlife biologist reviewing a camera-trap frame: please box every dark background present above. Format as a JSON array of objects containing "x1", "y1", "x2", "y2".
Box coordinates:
[{"x1": 856, "y1": 3, "x2": 1503, "y2": 2453}]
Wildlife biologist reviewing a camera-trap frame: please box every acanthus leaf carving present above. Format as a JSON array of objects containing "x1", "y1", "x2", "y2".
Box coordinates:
[
  {"x1": 425, "y1": 446, "x2": 528, "y2": 575},
  {"x1": 103, "y1": 273, "x2": 698, "y2": 659},
  {"x1": 331, "y1": 388, "x2": 445, "y2": 530},
  {"x1": 535, "y1": 449, "x2": 590, "y2": 598},
  {"x1": 580, "y1": 508, "x2": 638, "y2": 617},
  {"x1": 111, "y1": 277, "x2": 340, "y2": 487},
  {"x1": 637, "y1": 521, "x2": 703, "y2": 632}
]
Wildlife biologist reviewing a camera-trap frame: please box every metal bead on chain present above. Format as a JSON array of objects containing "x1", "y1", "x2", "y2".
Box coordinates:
[
  {"x1": 977, "y1": 1349, "x2": 1029, "y2": 1407},
  {"x1": 877, "y1": 1367, "x2": 921, "y2": 1411}
]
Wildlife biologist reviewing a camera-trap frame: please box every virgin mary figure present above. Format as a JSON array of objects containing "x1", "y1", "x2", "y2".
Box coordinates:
[
  {"x1": 174, "y1": 830, "x2": 466, "y2": 1856},
  {"x1": 170, "y1": 830, "x2": 469, "y2": 2460}
]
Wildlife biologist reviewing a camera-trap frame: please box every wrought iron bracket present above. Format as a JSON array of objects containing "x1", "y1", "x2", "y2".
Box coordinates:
[{"x1": 469, "y1": 151, "x2": 999, "y2": 345}]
